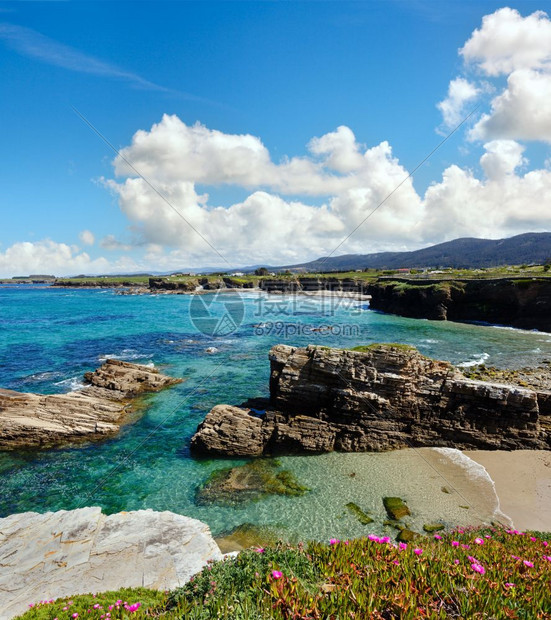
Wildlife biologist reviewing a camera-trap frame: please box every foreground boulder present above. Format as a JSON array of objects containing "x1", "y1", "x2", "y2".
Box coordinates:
[
  {"x1": 0, "y1": 359, "x2": 182, "y2": 449},
  {"x1": 191, "y1": 344, "x2": 551, "y2": 456},
  {"x1": 0, "y1": 507, "x2": 222, "y2": 619}
]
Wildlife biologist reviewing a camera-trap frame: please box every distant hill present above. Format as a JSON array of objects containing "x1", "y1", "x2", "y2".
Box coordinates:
[{"x1": 267, "y1": 232, "x2": 551, "y2": 272}]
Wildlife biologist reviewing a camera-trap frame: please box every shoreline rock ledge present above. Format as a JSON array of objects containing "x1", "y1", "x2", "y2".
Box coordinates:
[
  {"x1": 0, "y1": 507, "x2": 222, "y2": 620},
  {"x1": 191, "y1": 344, "x2": 551, "y2": 456},
  {"x1": 0, "y1": 359, "x2": 182, "y2": 450}
]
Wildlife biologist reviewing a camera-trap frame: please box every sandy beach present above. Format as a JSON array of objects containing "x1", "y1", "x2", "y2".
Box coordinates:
[{"x1": 465, "y1": 450, "x2": 551, "y2": 532}]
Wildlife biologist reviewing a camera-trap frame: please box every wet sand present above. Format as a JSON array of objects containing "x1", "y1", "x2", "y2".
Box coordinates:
[{"x1": 465, "y1": 450, "x2": 551, "y2": 532}]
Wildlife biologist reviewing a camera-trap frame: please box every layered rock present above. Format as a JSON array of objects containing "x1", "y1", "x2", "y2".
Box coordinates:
[
  {"x1": 191, "y1": 344, "x2": 551, "y2": 457},
  {"x1": 0, "y1": 507, "x2": 222, "y2": 620},
  {"x1": 0, "y1": 360, "x2": 182, "y2": 449},
  {"x1": 366, "y1": 277, "x2": 551, "y2": 331}
]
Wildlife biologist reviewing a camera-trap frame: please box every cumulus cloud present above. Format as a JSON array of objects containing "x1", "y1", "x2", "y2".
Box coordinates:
[
  {"x1": 102, "y1": 116, "x2": 551, "y2": 267},
  {"x1": 105, "y1": 116, "x2": 426, "y2": 265},
  {"x1": 460, "y1": 8, "x2": 551, "y2": 76},
  {"x1": 470, "y1": 69, "x2": 551, "y2": 141},
  {"x1": 79, "y1": 230, "x2": 95, "y2": 246},
  {"x1": 0, "y1": 240, "x2": 140, "y2": 278},
  {"x1": 437, "y1": 77, "x2": 480, "y2": 129},
  {"x1": 440, "y1": 7, "x2": 551, "y2": 143}
]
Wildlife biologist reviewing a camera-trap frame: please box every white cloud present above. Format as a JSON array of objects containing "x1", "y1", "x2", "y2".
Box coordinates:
[
  {"x1": 441, "y1": 8, "x2": 551, "y2": 143},
  {"x1": 79, "y1": 230, "x2": 95, "y2": 246},
  {"x1": 100, "y1": 235, "x2": 133, "y2": 251},
  {"x1": 106, "y1": 117, "x2": 426, "y2": 265},
  {"x1": 479, "y1": 140, "x2": 527, "y2": 180},
  {"x1": 103, "y1": 116, "x2": 551, "y2": 268},
  {"x1": 437, "y1": 77, "x2": 479, "y2": 129},
  {"x1": 424, "y1": 142, "x2": 551, "y2": 240},
  {"x1": 470, "y1": 69, "x2": 551, "y2": 141},
  {"x1": 0, "y1": 240, "x2": 139, "y2": 278},
  {"x1": 460, "y1": 8, "x2": 551, "y2": 76}
]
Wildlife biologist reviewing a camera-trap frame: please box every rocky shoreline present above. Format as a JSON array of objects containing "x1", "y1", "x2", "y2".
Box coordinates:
[
  {"x1": 191, "y1": 344, "x2": 551, "y2": 457},
  {"x1": 0, "y1": 507, "x2": 222, "y2": 620},
  {"x1": 365, "y1": 277, "x2": 551, "y2": 332},
  {"x1": 0, "y1": 359, "x2": 182, "y2": 449}
]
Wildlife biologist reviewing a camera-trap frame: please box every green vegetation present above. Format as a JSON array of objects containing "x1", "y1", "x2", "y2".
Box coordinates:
[
  {"x1": 351, "y1": 343, "x2": 416, "y2": 353},
  {"x1": 18, "y1": 527, "x2": 551, "y2": 619},
  {"x1": 345, "y1": 501, "x2": 374, "y2": 524}
]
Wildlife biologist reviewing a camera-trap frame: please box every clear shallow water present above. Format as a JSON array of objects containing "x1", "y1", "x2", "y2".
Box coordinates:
[{"x1": 1, "y1": 286, "x2": 550, "y2": 540}]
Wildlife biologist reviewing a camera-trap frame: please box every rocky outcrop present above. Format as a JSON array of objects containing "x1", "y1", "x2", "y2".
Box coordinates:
[
  {"x1": 366, "y1": 277, "x2": 551, "y2": 331},
  {"x1": 191, "y1": 344, "x2": 551, "y2": 457},
  {"x1": 0, "y1": 507, "x2": 222, "y2": 619},
  {"x1": 0, "y1": 360, "x2": 182, "y2": 450}
]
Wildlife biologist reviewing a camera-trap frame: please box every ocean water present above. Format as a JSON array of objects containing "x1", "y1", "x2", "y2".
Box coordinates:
[{"x1": 1, "y1": 286, "x2": 550, "y2": 540}]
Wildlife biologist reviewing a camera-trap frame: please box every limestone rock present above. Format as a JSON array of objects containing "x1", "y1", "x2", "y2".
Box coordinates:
[
  {"x1": 82, "y1": 359, "x2": 182, "y2": 399},
  {"x1": 0, "y1": 507, "x2": 222, "y2": 619},
  {"x1": 190, "y1": 344, "x2": 550, "y2": 456},
  {"x1": 191, "y1": 405, "x2": 264, "y2": 457},
  {"x1": 0, "y1": 360, "x2": 182, "y2": 450}
]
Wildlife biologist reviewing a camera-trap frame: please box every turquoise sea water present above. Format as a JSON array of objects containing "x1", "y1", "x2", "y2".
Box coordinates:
[{"x1": 1, "y1": 286, "x2": 550, "y2": 540}]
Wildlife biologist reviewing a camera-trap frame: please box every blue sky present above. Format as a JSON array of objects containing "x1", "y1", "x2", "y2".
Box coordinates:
[{"x1": 1, "y1": 1, "x2": 550, "y2": 276}]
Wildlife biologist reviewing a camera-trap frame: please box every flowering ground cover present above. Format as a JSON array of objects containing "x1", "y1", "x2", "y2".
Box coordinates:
[{"x1": 17, "y1": 527, "x2": 551, "y2": 619}]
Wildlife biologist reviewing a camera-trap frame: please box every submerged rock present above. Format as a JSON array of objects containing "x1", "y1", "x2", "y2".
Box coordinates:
[
  {"x1": 191, "y1": 343, "x2": 551, "y2": 457},
  {"x1": 215, "y1": 522, "x2": 284, "y2": 554},
  {"x1": 0, "y1": 359, "x2": 182, "y2": 450},
  {"x1": 0, "y1": 507, "x2": 222, "y2": 620},
  {"x1": 423, "y1": 523, "x2": 445, "y2": 532},
  {"x1": 383, "y1": 497, "x2": 411, "y2": 520},
  {"x1": 195, "y1": 458, "x2": 309, "y2": 505},
  {"x1": 345, "y1": 502, "x2": 374, "y2": 524}
]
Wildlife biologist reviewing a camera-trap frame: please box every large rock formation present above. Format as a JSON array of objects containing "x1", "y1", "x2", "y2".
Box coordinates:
[
  {"x1": 0, "y1": 360, "x2": 182, "y2": 449},
  {"x1": 366, "y1": 277, "x2": 551, "y2": 331},
  {"x1": 0, "y1": 507, "x2": 222, "y2": 619},
  {"x1": 191, "y1": 344, "x2": 551, "y2": 456}
]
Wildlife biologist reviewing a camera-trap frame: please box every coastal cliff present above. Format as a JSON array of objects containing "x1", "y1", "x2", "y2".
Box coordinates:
[
  {"x1": 0, "y1": 359, "x2": 182, "y2": 449},
  {"x1": 191, "y1": 344, "x2": 551, "y2": 456},
  {"x1": 366, "y1": 277, "x2": 551, "y2": 331}
]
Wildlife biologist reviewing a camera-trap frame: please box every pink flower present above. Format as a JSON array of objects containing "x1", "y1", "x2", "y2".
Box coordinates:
[
  {"x1": 272, "y1": 570, "x2": 283, "y2": 579},
  {"x1": 434, "y1": 534, "x2": 442, "y2": 540},
  {"x1": 543, "y1": 555, "x2": 551, "y2": 562},
  {"x1": 414, "y1": 548, "x2": 423, "y2": 556},
  {"x1": 392, "y1": 560, "x2": 399, "y2": 565},
  {"x1": 451, "y1": 541, "x2": 459, "y2": 547},
  {"x1": 505, "y1": 582, "x2": 515, "y2": 588},
  {"x1": 511, "y1": 555, "x2": 520, "y2": 560},
  {"x1": 471, "y1": 563, "x2": 485, "y2": 575},
  {"x1": 72, "y1": 614, "x2": 79, "y2": 619},
  {"x1": 255, "y1": 547, "x2": 265, "y2": 553},
  {"x1": 454, "y1": 559, "x2": 460, "y2": 565},
  {"x1": 379, "y1": 536, "x2": 390, "y2": 544},
  {"x1": 368, "y1": 534, "x2": 380, "y2": 542},
  {"x1": 523, "y1": 560, "x2": 534, "y2": 568},
  {"x1": 485, "y1": 535, "x2": 491, "y2": 539},
  {"x1": 530, "y1": 537, "x2": 537, "y2": 542},
  {"x1": 398, "y1": 542, "x2": 407, "y2": 550},
  {"x1": 543, "y1": 541, "x2": 548, "y2": 547},
  {"x1": 461, "y1": 544, "x2": 470, "y2": 549},
  {"x1": 474, "y1": 537, "x2": 484, "y2": 545},
  {"x1": 329, "y1": 538, "x2": 339, "y2": 545}
]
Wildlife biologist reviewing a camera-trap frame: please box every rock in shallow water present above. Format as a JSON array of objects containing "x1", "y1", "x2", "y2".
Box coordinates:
[
  {"x1": 191, "y1": 343, "x2": 551, "y2": 456},
  {"x1": 0, "y1": 507, "x2": 222, "y2": 620},
  {"x1": 0, "y1": 359, "x2": 182, "y2": 450}
]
